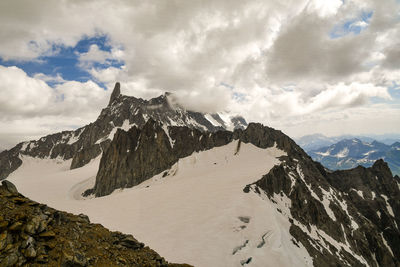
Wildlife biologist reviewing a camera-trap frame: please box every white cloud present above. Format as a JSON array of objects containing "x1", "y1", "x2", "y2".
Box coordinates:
[
  {"x1": 0, "y1": 66, "x2": 110, "y2": 149},
  {"x1": 33, "y1": 73, "x2": 66, "y2": 84},
  {"x1": 0, "y1": 0, "x2": 399, "y2": 147},
  {"x1": 307, "y1": 0, "x2": 343, "y2": 17},
  {"x1": 0, "y1": 66, "x2": 54, "y2": 117},
  {"x1": 304, "y1": 82, "x2": 391, "y2": 113},
  {"x1": 89, "y1": 66, "x2": 124, "y2": 85},
  {"x1": 78, "y1": 45, "x2": 111, "y2": 65},
  {"x1": 77, "y1": 44, "x2": 124, "y2": 69},
  {"x1": 53, "y1": 80, "x2": 108, "y2": 116}
]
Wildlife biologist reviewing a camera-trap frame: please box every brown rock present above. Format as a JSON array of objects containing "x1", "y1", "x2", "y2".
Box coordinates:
[
  {"x1": 1, "y1": 180, "x2": 18, "y2": 194},
  {"x1": 9, "y1": 222, "x2": 23, "y2": 231},
  {"x1": 39, "y1": 230, "x2": 56, "y2": 238}
]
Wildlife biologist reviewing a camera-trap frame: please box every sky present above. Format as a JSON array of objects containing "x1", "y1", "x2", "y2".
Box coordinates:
[{"x1": 0, "y1": 0, "x2": 400, "y2": 150}]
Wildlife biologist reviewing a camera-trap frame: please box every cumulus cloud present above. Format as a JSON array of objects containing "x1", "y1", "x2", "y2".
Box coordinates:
[
  {"x1": 89, "y1": 66, "x2": 124, "y2": 85},
  {"x1": 264, "y1": 11, "x2": 373, "y2": 83},
  {"x1": 382, "y1": 45, "x2": 400, "y2": 70},
  {"x1": 0, "y1": 0, "x2": 399, "y2": 147},
  {"x1": 0, "y1": 66, "x2": 108, "y2": 118},
  {"x1": 0, "y1": 66, "x2": 54, "y2": 117},
  {"x1": 33, "y1": 73, "x2": 66, "y2": 84},
  {"x1": 0, "y1": 66, "x2": 109, "y2": 149},
  {"x1": 78, "y1": 44, "x2": 124, "y2": 69}
]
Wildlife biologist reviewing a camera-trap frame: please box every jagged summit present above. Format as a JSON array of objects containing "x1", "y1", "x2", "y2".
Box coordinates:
[
  {"x1": 0, "y1": 82, "x2": 247, "y2": 180},
  {"x1": 108, "y1": 82, "x2": 121, "y2": 106}
]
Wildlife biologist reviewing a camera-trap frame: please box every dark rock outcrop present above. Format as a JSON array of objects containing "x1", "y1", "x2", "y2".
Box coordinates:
[
  {"x1": 0, "y1": 181, "x2": 191, "y2": 267},
  {"x1": 90, "y1": 119, "x2": 234, "y2": 197},
  {"x1": 109, "y1": 82, "x2": 121, "y2": 106},
  {"x1": 233, "y1": 122, "x2": 305, "y2": 158},
  {"x1": 0, "y1": 144, "x2": 23, "y2": 182},
  {"x1": 250, "y1": 139, "x2": 400, "y2": 266},
  {"x1": 88, "y1": 120, "x2": 308, "y2": 197},
  {"x1": 324, "y1": 159, "x2": 400, "y2": 260}
]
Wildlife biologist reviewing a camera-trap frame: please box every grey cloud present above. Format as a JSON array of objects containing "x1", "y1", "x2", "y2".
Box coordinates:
[
  {"x1": 383, "y1": 44, "x2": 400, "y2": 70},
  {"x1": 264, "y1": 11, "x2": 374, "y2": 84},
  {"x1": 0, "y1": 0, "x2": 399, "y2": 147}
]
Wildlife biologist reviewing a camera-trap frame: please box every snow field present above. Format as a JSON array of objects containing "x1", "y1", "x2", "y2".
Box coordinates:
[{"x1": 9, "y1": 141, "x2": 312, "y2": 267}]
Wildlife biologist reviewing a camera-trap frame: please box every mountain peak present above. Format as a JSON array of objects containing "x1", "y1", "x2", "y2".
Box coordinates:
[
  {"x1": 371, "y1": 158, "x2": 391, "y2": 174},
  {"x1": 108, "y1": 82, "x2": 121, "y2": 106}
]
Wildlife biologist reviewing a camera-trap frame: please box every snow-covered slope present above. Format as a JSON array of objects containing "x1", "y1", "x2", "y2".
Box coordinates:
[{"x1": 8, "y1": 141, "x2": 312, "y2": 267}]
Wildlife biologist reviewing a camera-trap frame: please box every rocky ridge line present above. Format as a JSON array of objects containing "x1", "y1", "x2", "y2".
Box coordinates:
[
  {"x1": 86, "y1": 120, "x2": 300, "y2": 197},
  {"x1": 0, "y1": 82, "x2": 247, "y2": 181},
  {"x1": 249, "y1": 145, "x2": 400, "y2": 266},
  {"x1": 308, "y1": 138, "x2": 400, "y2": 176}
]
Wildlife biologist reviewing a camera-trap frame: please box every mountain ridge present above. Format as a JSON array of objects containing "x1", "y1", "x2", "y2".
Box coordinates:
[
  {"x1": 85, "y1": 107, "x2": 399, "y2": 265},
  {"x1": 308, "y1": 138, "x2": 400, "y2": 175},
  {"x1": 87, "y1": 119, "x2": 302, "y2": 197},
  {"x1": 0, "y1": 82, "x2": 247, "y2": 181},
  {"x1": 296, "y1": 134, "x2": 400, "y2": 152}
]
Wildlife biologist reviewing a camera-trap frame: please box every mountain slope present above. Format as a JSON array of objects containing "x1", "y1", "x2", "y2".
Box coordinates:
[
  {"x1": 0, "y1": 82, "x2": 247, "y2": 180},
  {"x1": 0, "y1": 180, "x2": 190, "y2": 267},
  {"x1": 251, "y1": 153, "x2": 399, "y2": 266},
  {"x1": 7, "y1": 137, "x2": 312, "y2": 267},
  {"x1": 87, "y1": 120, "x2": 302, "y2": 197},
  {"x1": 308, "y1": 138, "x2": 400, "y2": 175},
  {"x1": 8, "y1": 119, "x2": 400, "y2": 266},
  {"x1": 88, "y1": 118, "x2": 399, "y2": 266}
]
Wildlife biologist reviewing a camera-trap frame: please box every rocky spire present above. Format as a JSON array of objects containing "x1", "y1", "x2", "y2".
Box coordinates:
[{"x1": 108, "y1": 82, "x2": 121, "y2": 106}]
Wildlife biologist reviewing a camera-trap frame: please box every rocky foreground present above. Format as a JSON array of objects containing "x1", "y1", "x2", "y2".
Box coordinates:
[{"x1": 0, "y1": 180, "x2": 191, "y2": 267}]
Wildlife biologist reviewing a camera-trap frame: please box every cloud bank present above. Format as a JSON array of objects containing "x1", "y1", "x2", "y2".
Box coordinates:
[{"x1": 0, "y1": 0, "x2": 399, "y2": 149}]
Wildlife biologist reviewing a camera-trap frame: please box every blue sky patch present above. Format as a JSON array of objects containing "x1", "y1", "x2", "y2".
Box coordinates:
[
  {"x1": 0, "y1": 35, "x2": 124, "y2": 88},
  {"x1": 330, "y1": 11, "x2": 373, "y2": 39},
  {"x1": 389, "y1": 83, "x2": 400, "y2": 100}
]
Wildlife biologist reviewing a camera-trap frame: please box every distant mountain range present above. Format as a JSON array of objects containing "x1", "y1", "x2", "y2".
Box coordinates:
[
  {"x1": 307, "y1": 138, "x2": 400, "y2": 175},
  {"x1": 296, "y1": 133, "x2": 400, "y2": 152}
]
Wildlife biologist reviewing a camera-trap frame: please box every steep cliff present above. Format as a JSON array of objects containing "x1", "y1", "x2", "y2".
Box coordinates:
[{"x1": 251, "y1": 148, "x2": 400, "y2": 266}]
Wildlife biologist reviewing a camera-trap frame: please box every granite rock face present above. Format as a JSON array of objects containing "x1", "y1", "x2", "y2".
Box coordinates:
[
  {"x1": 0, "y1": 82, "x2": 247, "y2": 180},
  {"x1": 90, "y1": 119, "x2": 313, "y2": 198},
  {"x1": 0, "y1": 144, "x2": 23, "y2": 184},
  {"x1": 109, "y1": 81, "x2": 121, "y2": 106},
  {"x1": 250, "y1": 142, "x2": 400, "y2": 266},
  {"x1": 89, "y1": 119, "x2": 234, "y2": 197},
  {"x1": 0, "y1": 181, "x2": 191, "y2": 267},
  {"x1": 88, "y1": 120, "x2": 305, "y2": 197}
]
